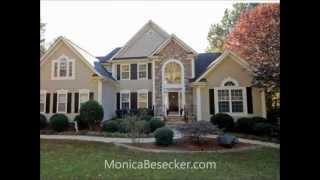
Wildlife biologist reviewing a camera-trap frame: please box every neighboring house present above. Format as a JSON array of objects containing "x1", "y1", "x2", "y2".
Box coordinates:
[{"x1": 40, "y1": 20, "x2": 266, "y2": 122}]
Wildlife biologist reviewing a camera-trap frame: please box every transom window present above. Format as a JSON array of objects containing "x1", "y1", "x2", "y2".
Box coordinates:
[
  {"x1": 164, "y1": 62, "x2": 182, "y2": 84},
  {"x1": 52, "y1": 55, "x2": 75, "y2": 80},
  {"x1": 138, "y1": 64, "x2": 147, "y2": 79},
  {"x1": 215, "y1": 78, "x2": 246, "y2": 114},
  {"x1": 121, "y1": 64, "x2": 130, "y2": 80},
  {"x1": 138, "y1": 91, "x2": 148, "y2": 108},
  {"x1": 40, "y1": 90, "x2": 46, "y2": 113},
  {"x1": 57, "y1": 90, "x2": 67, "y2": 113},
  {"x1": 79, "y1": 89, "x2": 89, "y2": 110},
  {"x1": 121, "y1": 92, "x2": 130, "y2": 109}
]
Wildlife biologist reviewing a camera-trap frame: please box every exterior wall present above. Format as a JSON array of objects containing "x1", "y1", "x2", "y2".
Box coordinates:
[
  {"x1": 197, "y1": 56, "x2": 265, "y2": 120},
  {"x1": 117, "y1": 27, "x2": 168, "y2": 58},
  {"x1": 101, "y1": 80, "x2": 117, "y2": 120},
  {"x1": 40, "y1": 43, "x2": 99, "y2": 121},
  {"x1": 153, "y1": 40, "x2": 195, "y2": 116}
]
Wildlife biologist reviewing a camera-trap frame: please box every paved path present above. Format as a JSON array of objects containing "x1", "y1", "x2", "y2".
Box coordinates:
[{"x1": 40, "y1": 134, "x2": 279, "y2": 149}]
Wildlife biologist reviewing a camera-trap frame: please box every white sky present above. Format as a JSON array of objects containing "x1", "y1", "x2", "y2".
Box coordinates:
[{"x1": 41, "y1": 1, "x2": 237, "y2": 56}]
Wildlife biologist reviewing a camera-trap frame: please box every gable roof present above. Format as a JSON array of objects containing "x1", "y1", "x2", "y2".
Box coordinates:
[
  {"x1": 94, "y1": 62, "x2": 116, "y2": 81},
  {"x1": 151, "y1": 34, "x2": 198, "y2": 56},
  {"x1": 40, "y1": 36, "x2": 115, "y2": 81},
  {"x1": 111, "y1": 20, "x2": 170, "y2": 60},
  {"x1": 194, "y1": 50, "x2": 253, "y2": 82},
  {"x1": 194, "y1": 52, "x2": 222, "y2": 79},
  {"x1": 97, "y1": 47, "x2": 121, "y2": 63}
]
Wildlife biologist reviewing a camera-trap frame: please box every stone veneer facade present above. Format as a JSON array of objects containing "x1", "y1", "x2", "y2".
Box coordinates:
[{"x1": 151, "y1": 40, "x2": 196, "y2": 116}]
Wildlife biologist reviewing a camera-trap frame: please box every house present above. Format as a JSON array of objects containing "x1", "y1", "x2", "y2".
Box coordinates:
[{"x1": 40, "y1": 20, "x2": 266, "y2": 122}]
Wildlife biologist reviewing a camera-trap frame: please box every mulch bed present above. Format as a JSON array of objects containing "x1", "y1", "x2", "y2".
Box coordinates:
[{"x1": 127, "y1": 137, "x2": 255, "y2": 151}]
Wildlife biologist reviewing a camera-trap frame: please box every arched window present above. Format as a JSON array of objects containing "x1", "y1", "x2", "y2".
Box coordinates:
[
  {"x1": 224, "y1": 81, "x2": 236, "y2": 86},
  {"x1": 52, "y1": 55, "x2": 75, "y2": 80},
  {"x1": 164, "y1": 62, "x2": 182, "y2": 84}
]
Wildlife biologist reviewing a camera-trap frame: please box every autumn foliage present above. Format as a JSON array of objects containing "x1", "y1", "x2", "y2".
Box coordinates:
[{"x1": 225, "y1": 4, "x2": 280, "y2": 94}]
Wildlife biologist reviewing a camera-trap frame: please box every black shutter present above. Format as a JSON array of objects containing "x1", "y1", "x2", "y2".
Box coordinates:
[
  {"x1": 74, "y1": 93, "x2": 79, "y2": 113},
  {"x1": 116, "y1": 93, "x2": 120, "y2": 110},
  {"x1": 130, "y1": 92, "x2": 137, "y2": 109},
  {"x1": 45, "y1": 93, "x2": 51, "y2": 113},
  {"x1": 117, "y1": 64, "x2": 120, "y2": 80},
  {"x1": 89, "y1": 92, "x2": 94, "y2": 100},
  {"x1": 67, "y1": 93, "x2": 72, "y2": 113},
  {"x1": 209, "y1": 89, "x2": 215, "y2": 115},
  {"x1": 148, "y1": 91, "x2": 152, "y2": 109},
  {"x1": 246, "y1": 87, "x2": 253, "y2": 114},
  {"x1": 131, "y1": 64, "x2": 137, "y2": 80},
  {"x1": 148, "y1": 63, "x2": 152, "y2": 79},
  {"x1": 52, "y1": 93, "x2": 57, "y2": 113}
]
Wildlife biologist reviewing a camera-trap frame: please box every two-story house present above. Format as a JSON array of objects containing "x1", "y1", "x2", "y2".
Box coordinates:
[{"x1": 40, "y1": 20, "x2": 266, "y2": 123}]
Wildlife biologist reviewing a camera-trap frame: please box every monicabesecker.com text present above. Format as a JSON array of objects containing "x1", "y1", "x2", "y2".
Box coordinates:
[{"x1": 105, "y1": 159, "x2": 217, "y2": 170}]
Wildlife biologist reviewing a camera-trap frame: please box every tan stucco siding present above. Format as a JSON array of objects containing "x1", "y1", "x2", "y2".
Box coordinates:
[
  {"x1": 197, "y1": 55, "x2": 265, "y2": 120},
  {"x1": 205, "y1": 56, "x2": 252, "y2": 87},
  {"x1": 40, "y1": 43, "x2": 99, "y2": 121},
  {"x1": 118, "y1": 80, "x2": 153, "y2": 91}
]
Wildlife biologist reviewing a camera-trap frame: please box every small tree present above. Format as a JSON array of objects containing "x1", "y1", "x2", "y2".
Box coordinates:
[
  {"x1": 126, "y1": 115, "x2": 146, "y2": 144},
  {"x1": 80, "y1": 100, "x2": 104, "y2": 130},
  {"x1": 177, "y1": 121, "x2": 220, "y2": 144}
]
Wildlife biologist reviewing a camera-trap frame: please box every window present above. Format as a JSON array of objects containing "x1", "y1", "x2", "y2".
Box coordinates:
[
  {"x1": 138, "y1": 91, "x2": 148, "y2": 108},
  {"x1": 121, "y1": 92, "x2": 130, "y2": 109},
  {"x1": 215, "y1": 78, "x2": 246, "y2": 114},
  {"x1": 40, "y1": 90, "x2": 46, "y2": 113},
  {"x1": 164, "y1": 62, "x2": 181, "y2": 84},
  {"x1": 121, "y1": 64, "x2": 130, "y2": 80},
  {"x1": 57, "y1": 90, "x2": 67, "y2": 113},
  {"x1": 138, "y1": 64, "x2": 147, "y2": 79},
  {"x1": 79, "y1": 89, "x2": 89, "y2": 110},
  {"x1": 52, "y1": 55, "x2": 75, "y2": 80}
]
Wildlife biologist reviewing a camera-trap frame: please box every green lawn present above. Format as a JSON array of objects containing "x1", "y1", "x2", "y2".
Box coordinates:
[{"x1": 40, "y1": 139, "x2": 279, "y2": 180}]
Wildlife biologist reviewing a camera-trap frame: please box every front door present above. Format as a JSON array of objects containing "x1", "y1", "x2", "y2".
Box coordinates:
[{"x1": 168, "y1": 92, "x2": 179, "y2": 112}]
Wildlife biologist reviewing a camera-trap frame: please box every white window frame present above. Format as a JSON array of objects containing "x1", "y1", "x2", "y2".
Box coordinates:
[
  {"x1": 79, "y1": 89, "x2": 90, "y2": 111},
  {"x1": 51, "y1": 55, "x2": 75, "y2": 80},
  {"x1": 137, "y1": 89, "x2": 148, "y2": 108},
  {"x1": 120, "y1": 64, "x2": 130, "y2": 80},
  {"x1": 40, "y1": 90, "x2": 47, "y2": 113},
  {"x1": 214, "y1": 78, "x2": 247, "y2": 116},
  {"x1": 138, "y1": 63, "x2": 148, "y2": 80},
  {"x1": 120, "y1": 90, "x2": 130, "y2": 109},
  {"x1": 57, "y1": 89, "x2": 68, "y2": 113}
]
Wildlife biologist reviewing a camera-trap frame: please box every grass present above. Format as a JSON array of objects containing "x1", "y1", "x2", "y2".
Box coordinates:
[{"x1": 41, "y1": 139, "x2": 279, "y2": 180}]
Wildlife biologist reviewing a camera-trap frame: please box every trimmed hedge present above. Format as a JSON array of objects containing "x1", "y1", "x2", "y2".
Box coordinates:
[
  {"x1": 80, "y1": 100, "x2": 104, "y2": 128},
  {"x1": 40, "y1": 114, "x2": 48, "y2": 130},
  {"x1": 154, "y1": 127, "x2": 174, "y2": 146},
  {"x1": 210, "y1": 113, "x2": 234, "y2": 131},
  {"x1": 73, "y1": 115, "x2": 89, "y2": 130},
  {"x1": 149, "y1": 118, "x2": 165, "y2": 132},
  {"x1": 102, "y1": 120, "x2": 119, "y2": 133},
  {"x1": 253, "y1": 122, "x2": 273, "y2": 136},
  {"x1": 235, "y1": 117, "x2": 256, "y2": 133},
  {"x1": 50, "y1": 114, "x2": 69, "y2": 132}
]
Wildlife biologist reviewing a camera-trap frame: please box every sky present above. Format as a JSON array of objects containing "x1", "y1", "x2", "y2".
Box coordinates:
[{"x1": 41, "y1": 1, "x2": 242, "y2": 57}]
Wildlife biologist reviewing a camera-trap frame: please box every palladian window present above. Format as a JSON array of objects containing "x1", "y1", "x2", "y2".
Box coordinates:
[{"x1": 164, "y1": 62, "x2": 181, "y2": 84}]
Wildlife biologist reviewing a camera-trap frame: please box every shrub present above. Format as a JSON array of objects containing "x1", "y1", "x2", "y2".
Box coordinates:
[
  {"x1": 210, "y1": 113, "x2": 234, "y2": 131},
  {"x1": 177, "y1": 120, "x2": 219, "y2": 144},
  {"x1": 267, "y1": 107, "x2": 280, "y2": 125},
  {"x1": 115, "y1": 109, "x2": 128, "y2": 118},
  {"x1": 149, "y1": 118, "x2": 165, "y2": 132},
  {"x1": 40, "y1": 114, "x2": 48, "y2": 130},
  {"x1": 73, "y1": 115, "x2": 89, "y2": 130},
  {"x1": 217, "y1": 134, "x2": 239, "y2": 148},
  {"x1": 251, "y1": 116, "x2": 268, "y2": 123},
  {"x1": 80, "y1": 100, "x2": 104, "y2": 130},
  {"x1": 143, "y1": 121, "x2": 151, "y2": 134},
  {"x1": 102, "y1": 120, "x2": 119, "y2": 133},
  {"x1": 253, "y1": 122, "x2": 274, "y2": 136},
  {"x1": 154, "y1": 127, "x2": 174, "y2": 146},
  {"x1": 141, "y1": 115, "x2": 153, "y2": 122},
  {"x1": 50, "y1": 114, "x2": 69, "y2": 132},
  {"x1": 129, "y1": 109, "x2": 138, "y2": 116},
  {"x1": 235, "y1": 117, "x2": 256, "y2": 133},
  {"x1": 118, "y1": 119, "x2": 130, "y2": 133}
]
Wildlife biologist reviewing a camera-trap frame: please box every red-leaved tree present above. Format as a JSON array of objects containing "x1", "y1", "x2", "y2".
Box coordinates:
[{"x1": 225, "y1": 4, "x2": 280, "y2": 109}]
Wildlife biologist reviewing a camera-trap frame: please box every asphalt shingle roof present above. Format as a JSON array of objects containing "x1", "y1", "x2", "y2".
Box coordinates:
[
  {"x1": 194, "y1": 52, "x2": 222, "y2": 80},
  {"x1": 94, "y1": 61, "x2": 116, "y2": 81},
  {"x1": 96, "y1": 47, "x2": 122, "y2": 63}
]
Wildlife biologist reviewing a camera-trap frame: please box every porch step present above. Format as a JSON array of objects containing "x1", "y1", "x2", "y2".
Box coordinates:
[{"x1": 165, "y1": 116, "x2": 187, "y2": 125}]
